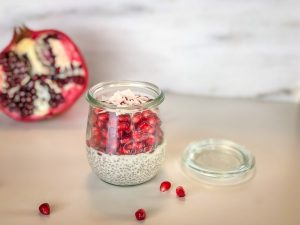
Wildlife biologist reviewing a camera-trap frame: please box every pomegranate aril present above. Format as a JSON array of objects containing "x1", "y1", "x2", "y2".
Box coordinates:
[
  {"x1": 139, "y1": 122, "x2": 151, "y2": 133},
  {"x1": 125, "y1": 141, "x2": 133, "y2": 148},
  {"x1": 176, "y1": 186, "x2": 186, "y2": 197},
  {"x1": 146, "y1": 135, "x2": 156, "y2": 146},
  {"x1": 118, "y1": 122, "x2": 130, "y2": 131},
  {"x1": 132, "y1": 131, "x2": 142, "y2": 142},
  {"x1": 142, "y1": 109, "x2": 154, "y2": 118},
  {"x1": 98, "y1": 113, "x2": 109, "y2": 121},
  {"x1": 120, "y1": 135, "x2": 131, "y2": 144},
  {"x1": 135, "y1": 208, "x2": 146, "y2": 221},
  {"x1": 148, "y1": 127, "x2": 156, "y2": 134},
  {"x1": 39, "y1": 203, "x2": 50, "y2": 215},
  {"x1": 91, "y1": 127, "x2": 100, "y2": 137},
  {"x1": 147, "y1": 116, "x2": 157, "y2": 126},
  {"x1": 133, "y1": 142, "x2": 144, "y2": 151},
  {"x1": 116, "y1": 129, "x2": 125, "y2": 138},
  {"x1": 90, "y1": 136, "x2": 101, "y2": 148},
  {"x1": 99, "y1": 139, "x2": 107, "y2": 148},
  {"x1": 100, "y1": 128, "x2": 108, "y2": 138},
  {"x1": 160, "y1": 181, "x2": 171, "y2": 192},
  {"x1": 97, "y1": 120, "x2": 107, "y2": 128},
  {"x1": 119, "y1": 147, "x2": 131, "y2": 155},
  {"x1": 132, "y1": 112, "x2": 142, "y2": 124},
  {"x1": 118, "y1": 114, "x2": 130, "y2": 122}
]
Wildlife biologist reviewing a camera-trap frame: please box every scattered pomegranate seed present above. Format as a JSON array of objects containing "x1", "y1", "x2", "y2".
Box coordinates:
[
  {"x1": 160, "y1": 181, "x2": 172, "y2": 192},
  {"x1": 39, "y1": 203, "x2": 50, "y2": 215},
  {"x1": 176, "y1": 186, "x2": 186, "y2": 197},
  {"x1": 135, "y1": 208, "x2": 146, "y2": 221}
]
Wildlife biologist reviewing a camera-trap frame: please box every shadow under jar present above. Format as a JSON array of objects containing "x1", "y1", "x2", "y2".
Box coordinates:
[{"x1": 86, "y1": 81, "x2": 166, "y2": 186}]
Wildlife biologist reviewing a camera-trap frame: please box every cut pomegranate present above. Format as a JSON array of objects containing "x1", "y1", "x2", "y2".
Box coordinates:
[
  {"x1": 0, "y1": 25, "x2": 88, "y2": 121},
  {"x1": 176, "y1": 186, "x2": 186, "y2": 197},
  {"x1": 160, "y1": 181, "x2": 171, "y2": 192},
  {"x1": 135, "y1": 208, "x2": 146, "y2": 221},
  {"x1": 39, "y1": 203, "x2": 50, "y2": 215}
]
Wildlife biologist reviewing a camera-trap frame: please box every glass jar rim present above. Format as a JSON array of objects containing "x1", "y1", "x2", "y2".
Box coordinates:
[{"x1": 86, "y1": 80, "x2": 165, "y2": 110}]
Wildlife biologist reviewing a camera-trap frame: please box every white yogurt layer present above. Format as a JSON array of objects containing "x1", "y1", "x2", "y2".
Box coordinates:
[
  {"x1": 86, "y1": 142, "x2": 166, "y2": 186},
  {"x1": 101, "y1": 89, "x2": 150, "y2": 107}
]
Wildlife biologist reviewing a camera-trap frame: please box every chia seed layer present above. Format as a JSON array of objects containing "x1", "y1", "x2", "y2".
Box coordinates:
[{"x1": 86, "y1": 142, "x2": 166, "y2": 185}]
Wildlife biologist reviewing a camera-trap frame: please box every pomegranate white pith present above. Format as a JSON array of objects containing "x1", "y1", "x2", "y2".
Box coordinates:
[{"x1": 0, "y1": 26, "x2": 88, "y2": 121}]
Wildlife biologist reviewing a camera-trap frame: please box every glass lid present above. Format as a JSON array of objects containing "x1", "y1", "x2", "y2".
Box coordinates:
[{"x1": 182, "y1": 139, "x2": 255, "y2": 185}]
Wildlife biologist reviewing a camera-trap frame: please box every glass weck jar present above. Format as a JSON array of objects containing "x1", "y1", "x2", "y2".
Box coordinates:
[{"x1": 86, "y1": 81, "x2": 166, "y2": 185}]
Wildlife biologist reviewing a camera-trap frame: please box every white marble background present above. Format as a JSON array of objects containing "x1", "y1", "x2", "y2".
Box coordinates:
[{"x1": 0, "y1": 0, "x2": 299, "y2": 102}]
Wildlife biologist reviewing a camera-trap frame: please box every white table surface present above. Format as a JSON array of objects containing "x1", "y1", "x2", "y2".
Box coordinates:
[{"x1": 0, "y1": 93, "x2": 299, "y2": 225}]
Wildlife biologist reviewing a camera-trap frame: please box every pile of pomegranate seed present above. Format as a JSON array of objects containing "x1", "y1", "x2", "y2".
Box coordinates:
[
  {"x1": 39, "y1": 203, "x2": 50, "y2": 215},
  {"x1": 87, "y1": 108, "x2": 163, "y2": 155}
]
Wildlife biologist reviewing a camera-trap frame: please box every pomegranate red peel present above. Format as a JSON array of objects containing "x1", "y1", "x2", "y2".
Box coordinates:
[{"x1": 0, "y1": 25, "x2": 88, "y2": 121}]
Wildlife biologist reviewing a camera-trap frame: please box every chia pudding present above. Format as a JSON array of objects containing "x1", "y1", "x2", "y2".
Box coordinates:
[{"x1": 86, "y1": 85, "x2": 165, "y2": 185}]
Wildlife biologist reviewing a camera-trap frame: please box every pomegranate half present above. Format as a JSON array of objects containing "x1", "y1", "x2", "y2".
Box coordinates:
[{"x1": 0, "y1": 25, "x2": 88, "y2": 121}]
